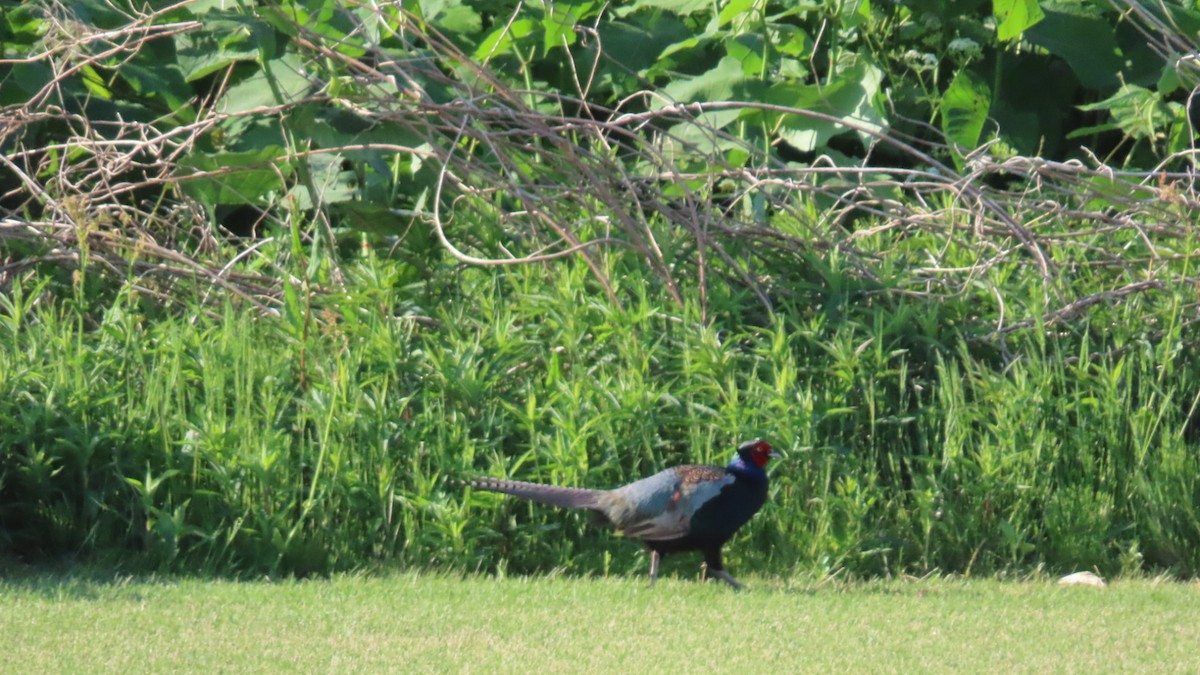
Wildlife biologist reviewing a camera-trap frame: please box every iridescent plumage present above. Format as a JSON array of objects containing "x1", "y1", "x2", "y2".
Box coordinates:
[{"x1": 461, "y1": 439, "x2": 780, "y2": 589}]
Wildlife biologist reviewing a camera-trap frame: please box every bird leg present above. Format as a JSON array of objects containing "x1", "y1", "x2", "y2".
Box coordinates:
[
  {"x1": 710, "y1": 569, "x2": 744, "y2": 590},
  {"x1": 702, "y1": 550, "x2": 743, "y2": 590},
  {"x1": 648, "y1": 550, "x2": 660, "y2": 586}
]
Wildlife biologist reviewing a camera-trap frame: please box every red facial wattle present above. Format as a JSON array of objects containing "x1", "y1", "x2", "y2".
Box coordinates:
[{"x1": 749, "y1": 442, "x2": 775, "y2": 467}]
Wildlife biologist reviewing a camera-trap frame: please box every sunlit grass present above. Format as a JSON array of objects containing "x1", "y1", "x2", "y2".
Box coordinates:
[
  {"x1": 2, "y1": 573, "x2": 1197, "y2": 672},
  {"x1": 2, "y1": 228, "x2": 1200, "y2": 577}
]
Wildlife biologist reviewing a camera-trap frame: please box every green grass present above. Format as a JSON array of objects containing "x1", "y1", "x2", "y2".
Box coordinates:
[
  {"x1": 5, "y1": 0, "x2": 1200, "y2": 584},
  {"x1": 2, "y1": 573, "x2": 1197, "y2": 672},
  {"x1": 3, "y1": 243, "x2": 1200, "y2": 578}
]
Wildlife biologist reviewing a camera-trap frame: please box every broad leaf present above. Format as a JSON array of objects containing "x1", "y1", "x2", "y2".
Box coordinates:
[
  {"x1": 1025, "y1": 10, "x2": 1122, "y2": 89},
  {"x1": 286, "y1": 153, "x2": 358, "y2": 210},
  {"x1": 994, "y1": 0, "x2": 1044, "y2": 42},
  {"x1": 941, "y1": 69, "x2": 992, "y2": 156},
  {"x1": 219, "y1": 54, "x2": 312, "y2": 115},
  {"x1": 474, "y1": 18, "x2": 537, "y2": 61},
  {"x1": 762, "y1": 56, "x2": 884, "y2": 152},
  {"x1": 175, "y1": 16, "x2": 273, "y2": 82},
  {"x1": 658, "y1": 56, "x2": 748, "y2": 107},
  {"x1": 179, "y1": 147, "x2": 290, "y2": 205},
  {"x1": 618, "y1": 0, "x2": 710, "y2": 15},
  {"x1": 114, "y1": 62, "x2": 191, "y2": 111},
  {"x1": 422, "y1": 0, "x2": 482, "y2": 35},
  {"x1": 542, "y1": 1, "x2": 597, "y2": 54}
]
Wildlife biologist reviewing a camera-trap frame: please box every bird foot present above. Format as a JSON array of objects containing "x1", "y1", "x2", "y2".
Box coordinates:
[{"x1": 709, "y1": 569, "x2": 744, "y2": 591}]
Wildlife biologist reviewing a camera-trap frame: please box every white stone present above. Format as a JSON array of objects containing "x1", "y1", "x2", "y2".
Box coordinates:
[{"x1": 1057, "y1": 571, "x2": 1107, "y2": 587}]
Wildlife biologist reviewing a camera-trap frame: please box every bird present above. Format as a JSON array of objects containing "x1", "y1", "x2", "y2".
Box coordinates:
[{"x1": 460, "y1": 438, "x2": 780, "y2": 589}]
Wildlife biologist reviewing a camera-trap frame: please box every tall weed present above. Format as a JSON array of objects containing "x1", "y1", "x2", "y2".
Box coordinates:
[{"x1": 2, "y1": 229, "x2": 1199, "y2": 578}]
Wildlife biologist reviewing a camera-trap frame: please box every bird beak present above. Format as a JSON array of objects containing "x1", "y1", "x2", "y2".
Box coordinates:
[{"x1": 769, "y1": 450, "x2": 784, "y2": 459}]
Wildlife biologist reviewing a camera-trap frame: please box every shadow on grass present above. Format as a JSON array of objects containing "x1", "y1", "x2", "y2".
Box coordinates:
[{"x1": 0, "y1": 554, "x2": 174, "y2": 600}]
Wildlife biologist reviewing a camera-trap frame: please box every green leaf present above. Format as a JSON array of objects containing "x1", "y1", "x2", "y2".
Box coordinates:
[
  {"x1": 761, "y1": 56, "x2": 884, "y2": 152},
  {"x1": 1077, "y1": 175, "x2": 1156, "y2": 213},
  {"x1": 774, "y1": 25, "x2": 812, "y2": 57},
  {"x1": 1157, "y1": 62, "x2": 1181, "y2": 95},
  {"x1": 175, "y1": 15, "x2": 273, "y2": 82},
  {"x1": 663, "y1": 109, "x2": 745, "y2": 153},
  {"x1": 726, "y1": 35, "x2": 766, "y2": 77},
  {"x1": 178, "y1": 147, "x2": 290, "y2": 205},
  {"x1": 331, "y1": 202, "x2": 416, "y2": 237},
  {"x1": 420, "y1": 0, "x2": 482, "y2": 36},
  {"x1": 658, "y1": 56, "x2": 747, "y2": 106},
  {"x1": 286, "y1": 153, "x2": 358, "y2": 210},
  {"x1": 994, "y1": 0, "x2": 1044, "y2": 42},
  {"x1": 653, "y1": 9, "x2": 725, "y2": 64},
  {"x1": 0, "y1": 63, "x2": 53, "y2": 105},
  {"x1": 941, "y1": 69, "x2": 992, "y2": 155},
  {"x1": 1071, "y1": 85, "x2": 1172, "y2": 142},
  {"x1": 842, "y1": 0, "x2": 873, "y2": 29},
  {"x1": 619, "y1": 0, "x2": 710, "y2": 15},
  {"x1": 184, "y1": 0, "x2": 243, "y2": 15},
  {"x1": 1, "y1": 3, "x2": 44, "y2": 44},
  {"x1": 219, "y1": 54, "x2": 312, "y2": 115},
  {"x1": 79, "y1": 64, "x2": 113, "y2": 99},
  {"x1": 1025, "y1": 10, "x2": 1121, "y2": 89},
  {"x1": 542, "y1": 1, "x2": 596, "y2": 54},
  {"x1": 717, "y1": 0, "x2": 758, "y2": 27},
  {"x1": 114, "y1": 62, "x2": 191, "y2": 111},
  {"x1": 590, "y1": 19, "x2": 688, "y2": 82},
  {"x1": 474, "y1": 18, "x2": 537, "y2": 61}
]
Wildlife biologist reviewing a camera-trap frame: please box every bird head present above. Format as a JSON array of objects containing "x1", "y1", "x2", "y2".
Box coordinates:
[{"x1": 737, "y1": 439, "x2": 781, "y2": 468}]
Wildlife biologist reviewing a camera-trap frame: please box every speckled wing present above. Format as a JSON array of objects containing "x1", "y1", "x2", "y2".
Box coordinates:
[{"x1": 598, "y1": 465, "x2": 733, "y2": 542}]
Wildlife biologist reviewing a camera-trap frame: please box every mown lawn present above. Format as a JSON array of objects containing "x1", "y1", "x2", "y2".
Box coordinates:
[{"x1": 2, "y1": 573, "x2": 1196, "y2": 672}]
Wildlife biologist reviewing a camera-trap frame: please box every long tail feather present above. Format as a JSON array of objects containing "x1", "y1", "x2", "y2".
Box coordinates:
[{"x1": 460, "y1": 477, "x2": 603, "y2": 510}]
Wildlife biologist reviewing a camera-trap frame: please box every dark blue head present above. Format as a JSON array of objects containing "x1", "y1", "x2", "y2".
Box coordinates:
[{"x1": 728, "y1": 439, "x2": 780, "y2": 475}]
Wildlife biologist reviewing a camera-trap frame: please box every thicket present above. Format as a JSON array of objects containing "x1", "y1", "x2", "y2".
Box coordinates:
[{"x1": 1, "y1": 0, "x2": 1199, "y2": 578}]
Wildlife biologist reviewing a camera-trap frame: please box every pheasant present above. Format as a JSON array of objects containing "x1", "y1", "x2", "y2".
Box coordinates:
[{"x1": 461, "y1": 439, "x2": 780, "y2": 589}]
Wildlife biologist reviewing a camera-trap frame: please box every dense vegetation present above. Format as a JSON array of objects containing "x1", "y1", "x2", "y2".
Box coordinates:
[{"x1": 1, "y1": 0, "x2": 1198, "y2": 579}]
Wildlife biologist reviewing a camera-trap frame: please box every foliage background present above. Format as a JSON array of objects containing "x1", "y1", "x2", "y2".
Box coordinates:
[{"x1": 1, "y1": 0, "x2": 1199, "y2": 579}]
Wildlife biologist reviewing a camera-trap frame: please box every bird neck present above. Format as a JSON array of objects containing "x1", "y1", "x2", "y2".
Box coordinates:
[{"x1": 726, "y1": 456, "x2": 768, "y2": 482}]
